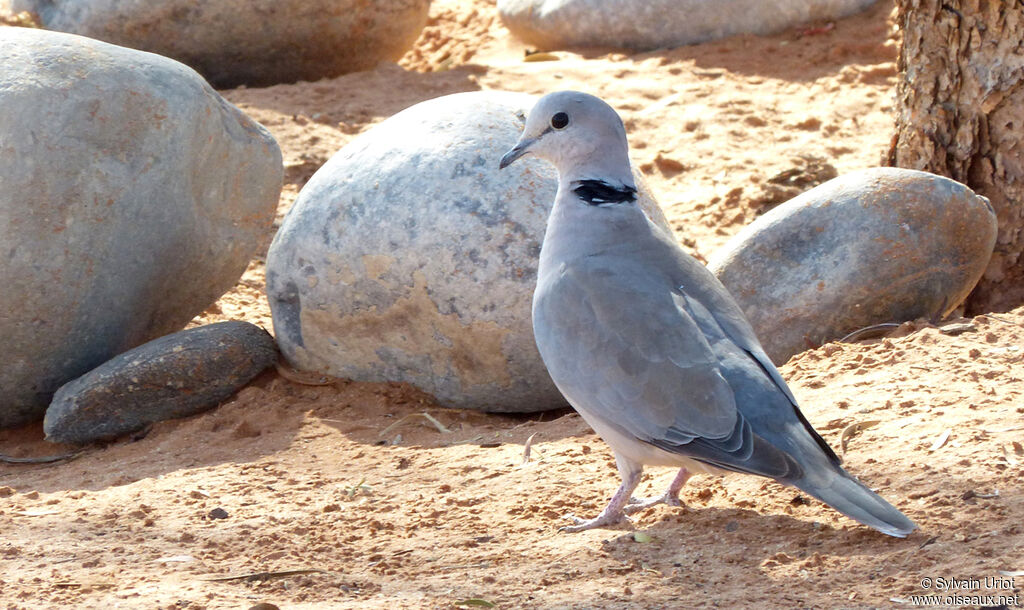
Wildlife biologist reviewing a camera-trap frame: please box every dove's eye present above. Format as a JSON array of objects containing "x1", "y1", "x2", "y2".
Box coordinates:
[{"x1": 550, "y1": 112, "x2": 569, "y2": 130}]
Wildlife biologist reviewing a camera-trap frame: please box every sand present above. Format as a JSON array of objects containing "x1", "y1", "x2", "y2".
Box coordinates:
[{"x1": 2, "y1": 1, "x2": 1022, "y2": 608}]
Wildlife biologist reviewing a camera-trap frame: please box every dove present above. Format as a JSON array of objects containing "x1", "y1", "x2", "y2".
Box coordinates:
[{"x1": 499, "y1": 91, "x2": 917, "y2": 537}]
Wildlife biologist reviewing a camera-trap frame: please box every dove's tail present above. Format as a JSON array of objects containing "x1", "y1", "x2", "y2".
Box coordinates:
[{"x1": 790, "y1": 467, "x2": 917, "y2": 538}]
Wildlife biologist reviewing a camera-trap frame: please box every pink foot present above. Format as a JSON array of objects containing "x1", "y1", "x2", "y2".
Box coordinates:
[
  {"x1": 560, "y1": 509, "x2": 632, "y2": 532},
  {"x1": 623, "y1": 493, "x2": 684, "y2": 514},
  {"x1": 559, "y1": 456, "x2": 643, "y2": 533},
  {"x1": 623, "y1": 467, "x2": 692, "y2": 515}
]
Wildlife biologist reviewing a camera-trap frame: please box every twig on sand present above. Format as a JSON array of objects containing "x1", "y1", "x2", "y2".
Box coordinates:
[
  {"x1": 981, "y1": 313, "x2": 1021, "y2": 328},
  {"x1": 274, "y1": 362, "x2": 337, "y2": 386},
  {"x1": 201, "y1": 568, "x2": 328, "y2": 583},
  {"x1": 379, "y1": 412, "x2": 452, "y2": 437},
  {"x1": 521, "y1": 432, "x2": 538, "y2": 466},
  {"x1": 0, "y1": 450, "x2": 83, "y2": 464},
  {"x1": 839, "y1": 322, "x2": 901, "y2": 343}
]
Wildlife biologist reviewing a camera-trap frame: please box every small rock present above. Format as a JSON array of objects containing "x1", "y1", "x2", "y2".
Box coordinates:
[
  {"x1": 708, "y1": 167, "x2": 997, "y2": 365},
  {"x1": 8, "y1": 0, "x2": 430, "y2": 87},
  {"x1": 750, "y1": 155, "x2": 838, "y2": 214},
  {"x1": 939, "y1": 322, "x2": 977, "y2": 336},
  {"x1": 43, "y1": 322, "x2": 278, "y2": 444},
  {"x1": 208, "y1": 508, "x2": 230, "y2": 520},
  {"x1": 266, "y1": 91, "x2": 672, "y2": 412},
  {"x1": 0, "y1": 28, "x2": 282, "y2": 428},
  {"x1": 498, "y1": 0, "x2": 877, "y2": 51}
]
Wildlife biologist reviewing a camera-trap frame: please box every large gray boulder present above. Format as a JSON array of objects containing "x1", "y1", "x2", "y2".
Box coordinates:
[
  {"x1": 708, "y1": 168, "x2": 997, "y2": 365},
  {"x1": 266, "y1": 91, "x2": 672, "y2": 413},
  {"x1": 498, "y1": 0, "x2": 876, "y2": 51},
  {"x1": 4, "y1": 0, "x2": 430, "y2": 88},
  {"x1": 0, "y1": 27, "x2": 283, "y2": 428}
]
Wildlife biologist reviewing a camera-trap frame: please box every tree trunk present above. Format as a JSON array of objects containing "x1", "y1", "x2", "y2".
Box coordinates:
[{"x1": 888, "y1": 0, "x2": 1024, "y2": 314}]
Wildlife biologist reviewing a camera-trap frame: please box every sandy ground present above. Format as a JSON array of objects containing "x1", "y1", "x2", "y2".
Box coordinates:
[{"x1": 3, "y1": 1, "x2": 1024, "y2": 608}]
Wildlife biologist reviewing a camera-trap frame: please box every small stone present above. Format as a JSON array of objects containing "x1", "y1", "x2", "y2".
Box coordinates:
[
  {"x1": 750, "y1": 155, "x2": 838, "y2": 214},
  {"x1": 208, "y1": 508, "x2": 229, "y2": 520},
  {"x1": 653, "y1": 154, "x2": 686, "y2": 174},
  {"x1": 44, "y1": 322, "x2": 278, "y2": 444}
]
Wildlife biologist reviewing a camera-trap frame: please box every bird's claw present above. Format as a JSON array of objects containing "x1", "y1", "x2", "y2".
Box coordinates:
[
  {"x1": 623, "y1": 494, "x2": 684, "y2": 515},
  {"x1": 559, "y1": 511, "x2": 631, "y2": 533}
]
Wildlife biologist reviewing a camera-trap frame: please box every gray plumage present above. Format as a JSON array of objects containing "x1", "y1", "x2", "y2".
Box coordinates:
[{"x1": 499, "y1": 90, "x2": 917, "y2": 537}]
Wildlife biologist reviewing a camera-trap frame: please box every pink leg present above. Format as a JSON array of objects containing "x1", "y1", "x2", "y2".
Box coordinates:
[
  {"x1": 623, "y1": 466, "x2": 692, "y2": 514},
  {"x1": 561, "y1": 454, "x2": 643, "y2": 533}
]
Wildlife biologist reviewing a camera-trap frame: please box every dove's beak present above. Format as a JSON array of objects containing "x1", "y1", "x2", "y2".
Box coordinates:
[{"x1": 499, "y1": 137, "x2": 536, "y2": 169}]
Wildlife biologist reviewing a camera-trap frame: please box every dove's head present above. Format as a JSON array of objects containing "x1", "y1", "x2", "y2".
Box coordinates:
[{"x1": 499, "y1": 91, "x2": 634, "y2": 187}]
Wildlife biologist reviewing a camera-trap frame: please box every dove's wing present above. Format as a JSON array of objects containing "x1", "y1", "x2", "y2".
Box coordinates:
[
  {"x1": 534, "y1": 255, "x2": 800, "y2": 479},
  {"x1": 657, "y1": 238, "x2": 843, "y2": 467}
]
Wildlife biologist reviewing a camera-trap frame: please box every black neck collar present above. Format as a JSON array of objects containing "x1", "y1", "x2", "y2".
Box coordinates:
[{"x1": 571, "y1": 179, "x2": 637, "y2": 206}]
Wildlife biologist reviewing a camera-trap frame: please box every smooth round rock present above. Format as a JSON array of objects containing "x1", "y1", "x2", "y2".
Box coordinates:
[
  {"x1": 707, "y1": 167, "x2": 997, "y2": 365},
  {"x1": 6, "y1": 0, "x2": 430, "y2": 87},
  {"x1": 0, "y1": 27, "x2": 282, "y2": 428},
  {"x1": 44, "y1": 322, "x2": 278, "y2": 444},
  {"x1": 266, "y1": 91, "x2": 672, "y2": 413},
  {"x1": 498, "y1": 0, "x2": 876, "y2": 50}
]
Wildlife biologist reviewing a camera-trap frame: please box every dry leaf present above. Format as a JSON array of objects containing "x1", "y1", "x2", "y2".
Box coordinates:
[
  {"x1": 0, "y1": 451, "x2": 83, "y2": 464},
  {"x1": 454, "y1": 599, "x2": 496, "y2": 608},
  {"x1": 274, "y1": 362, "x2": 336, "y2": 386},
  {"x1": 632, "y1": 531, "x2": 654, "y2": 543},
  {"x1": 379, "y1": 412, "x2": 451, "y2": 437},
  {"x1": 523, "y1": 52, "x2": 559, "y2": 62},
  {"x1": 981, "y1": 425, "x2": 1024, "y2": 434},
  {"x1": 202, "y1": 568, "x2": 327, "y2": 583},
  {"x1": 15, "y1": 509, "x2": 59, "y2": 517},
  {"x1": 929, "y1": 429, "x2": 951, "y2": 452},
  {"x1": 521, "y1": 433, "x2": 537, "y2": 466},
  {"x1": 155, "y1": 555, "x2": 195, "y2": 564},
  {"x1": 54, "y1": 581, "x2": 116, "y2": 589},
  {"x1": 840, "y1": 420, "x2": 881, "y2": 453}
]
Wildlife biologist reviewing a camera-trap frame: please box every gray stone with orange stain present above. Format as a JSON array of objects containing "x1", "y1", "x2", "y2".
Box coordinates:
[
  {"x1": 265, "y1": 91, "x2": 672, "y2": 412},
  {"x1": 707, "y1": 168, "x2": 997, "y2": 365},
  {"x1": 0, "y1": 27, "x2": 282, "y2": 428},
  {"x1": 498, "y1": 0, "x2": 876, "y2": 51},
  {"x1": 44, "y1": 322, "x2": 278, "y2": 444},
  {"x1": 6, "y1": 0, "x2": 429, "y2": 88}
]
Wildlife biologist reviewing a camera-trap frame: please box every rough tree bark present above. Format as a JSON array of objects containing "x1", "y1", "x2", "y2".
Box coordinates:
[{"x1": 888, "y1": 0, "x2": 1024, "y2": 314}]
